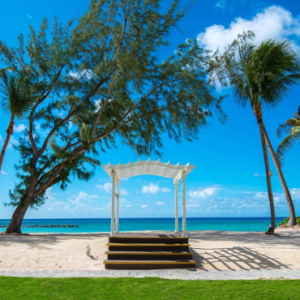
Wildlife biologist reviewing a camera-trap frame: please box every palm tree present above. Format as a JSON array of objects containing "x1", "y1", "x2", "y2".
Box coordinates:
[
  {"x1": 0, "y1": 70, "x2": 36, "y2": 175},
  {"x1": 276, "y1": 106, "x2": 300, "y2": 166},
  {"x1": 228, "y1": 40, "x2": 300, "y2": 228}
]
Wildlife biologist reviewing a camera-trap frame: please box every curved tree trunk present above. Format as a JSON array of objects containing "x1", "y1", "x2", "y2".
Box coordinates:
[
  {"x1": 5, "y1": 180, "x2": 37, "y2": 234},
  {"x1": 262, "y1": 122, "x2": 296, "y2": 226},
  {"x1": 0, "y1": 115, "x2": 14, "y2": 175},
  {"x1": 254, "y1": 105, "x2": 275, "y2": 234},
  {"x1": 5, "y1": 200, "x2": 31, "y2": 234}
]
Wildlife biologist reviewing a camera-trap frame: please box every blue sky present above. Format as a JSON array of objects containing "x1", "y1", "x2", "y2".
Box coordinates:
[{"x1": 0, "y1": 0, "x2": 300, "y2": 219}]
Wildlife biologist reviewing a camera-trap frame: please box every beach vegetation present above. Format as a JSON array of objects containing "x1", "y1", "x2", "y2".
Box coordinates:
[
  {"x1": 0, "y1": 0, "x2": 229, "y2": 234},
  {"x1": 226, "y1": 39, "x2": 300, "y2": 229},
  {"x1": 276, "y1": 105, "x2": 300, "y2": 166},
  {"x1": 0, "y1": 277, "x2": 300, "y2": 299},
  {"x1": 278, "y1": 216, "x2": 300, "y2": 226}
]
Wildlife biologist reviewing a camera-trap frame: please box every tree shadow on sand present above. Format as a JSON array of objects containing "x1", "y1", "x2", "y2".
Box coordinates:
[
  {"x1": 191, "y1": 246, "x2": 291, "y2": 271},
  {"x1": 0, "y1": 233, "x2": 110, "y2": 250}
]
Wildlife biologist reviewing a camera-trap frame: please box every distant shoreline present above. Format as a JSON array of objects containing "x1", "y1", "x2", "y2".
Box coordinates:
[
  {"x1": 0, "y1": 217, "x2": 289, "y2": 220},
  {"x1": 0, "y1": 217, "x2": 288, "y2": 234}
]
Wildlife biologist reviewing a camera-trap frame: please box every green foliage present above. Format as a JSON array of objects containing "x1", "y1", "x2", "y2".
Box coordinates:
[
  {"x1": 226, "y1": 39, "x2": 300, "y2": 109},
  {"x1": 0, "y1": 0, "x2": 228, "y2": 211},
  {"x1": 1, "y1": 277, "x2": 300, "y2": 300},
  {"x1": 0, "y1": 69, "x2": 38, "y2": 119},
  {"x1": 276, "y1": 106, "x2": 300, "y2": 167},
  {"x1": 278, "y1": 217, "x2": 300, "y2": 226}
]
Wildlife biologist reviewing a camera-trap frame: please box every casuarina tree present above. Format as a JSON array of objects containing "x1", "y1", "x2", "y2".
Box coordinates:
[
  {"x1": 227, "y1": 40, "x2": 300, "y2": 229},
  {"x1": 0, "y1": 0, "x2": 228, "y2": 234}
]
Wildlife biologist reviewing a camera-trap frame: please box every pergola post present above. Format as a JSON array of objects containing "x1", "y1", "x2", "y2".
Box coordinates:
[
  {"x1": 110, "y1": 170, "x2": 116, "y2": 236},
  {"x1": 116, "y1": 178, "x2": 120, "y2": 233},
  {"x1": 174, "y1": 180, "x2": 179, "y2": 233},
  {"x1": 181, "y1": 170, "x2": 187, "y2": 236}
]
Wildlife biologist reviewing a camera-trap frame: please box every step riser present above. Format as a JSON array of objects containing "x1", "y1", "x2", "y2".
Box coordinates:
[
  {"x1": 109, "y1": 238, "x2": 188, "y2": 244},
  {"x1": 105, "y1": 234, "x2": 194, "y2": 270},
  {"x1": 107, "y1": 254, "x2": 193, "y2": 260},
  {"x1": 109, "y1": 246, "x2": 189, "y2": 251},
  {"x1": 105, "y1": 264, "x2": 195, "y2": 270}
]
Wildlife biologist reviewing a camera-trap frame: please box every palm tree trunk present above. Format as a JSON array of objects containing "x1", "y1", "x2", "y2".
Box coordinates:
[
  {"x1": 0, "y1": 115, "x2": 14, "y2": 175},
  {"x1": 262, "y1": 122, "x2": 296, "y2": 226},
  {"x1": 254, "y1": 105, "x2": 276, "y2": 234},
  {"x1": 258, "y1": 123, "x2": 276, "y2": 234}
]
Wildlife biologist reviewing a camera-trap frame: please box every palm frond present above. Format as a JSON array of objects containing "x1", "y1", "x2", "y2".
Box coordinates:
[
  {"x1": 246, "y1": 39, "x2": 300, "y2": 107},
  {"x1": 276, "y1": 122, "x2": 291, "y2": 137},
  {"x1": 276, "y1": 131, "x2": 300, "y2": 167},
  {"x1": 0, "y1": 70, "x2": 38, "y2": 118}
]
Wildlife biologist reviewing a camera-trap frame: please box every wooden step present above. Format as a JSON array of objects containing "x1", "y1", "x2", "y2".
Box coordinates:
[
  {"x1": 105, "y1": 250, "x2": 193, "y2": 260},
  {"x1": 103, "y1": 259, "x2": 196, "y2": 269},
  {"x1": 107, "y1": 243, "x2": 190, "y2": 251},
  {"x1": 109, "y1": 235, "x2": 188, "y2": 244}
]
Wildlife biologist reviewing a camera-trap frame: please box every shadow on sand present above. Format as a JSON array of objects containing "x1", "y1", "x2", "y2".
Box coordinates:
[{"x1": 191, "y1": 246, "x2": 291, "y2": 271}]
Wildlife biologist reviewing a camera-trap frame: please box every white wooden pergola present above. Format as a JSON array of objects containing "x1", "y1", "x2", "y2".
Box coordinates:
[{"x1": 102, "y1": 159, "x2": 196, "y2": 236}]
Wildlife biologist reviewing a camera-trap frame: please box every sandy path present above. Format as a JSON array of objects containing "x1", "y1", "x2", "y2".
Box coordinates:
[{"x1": 0, "y1": 230, "x2": 299, "y2": 271}]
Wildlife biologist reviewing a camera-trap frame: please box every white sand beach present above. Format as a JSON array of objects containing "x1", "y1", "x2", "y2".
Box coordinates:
[{"x1": 0, "y1": 229, "x2": 300, "y2": 271}]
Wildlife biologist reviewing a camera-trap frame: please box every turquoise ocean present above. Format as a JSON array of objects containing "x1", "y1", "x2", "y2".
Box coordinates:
[{"x1": 0, "y1": 217, "x2": 285, "y2": 234}]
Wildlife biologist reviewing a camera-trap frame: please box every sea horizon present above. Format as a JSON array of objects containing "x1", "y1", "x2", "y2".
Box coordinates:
[{"x1": 0, "y1": 217, "x2": 287, "y2": 234}]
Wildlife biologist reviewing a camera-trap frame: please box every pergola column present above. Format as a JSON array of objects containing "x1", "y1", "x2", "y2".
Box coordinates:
[
  {"x1": 115, "y1": 178, "x2": 120, "y2": 233},
  {"x1": 110, "y1": 170, "x2": 116, "y2": 236},
  {"x1": 174, "y1": 180, "x2": 179, "y2": 233},
  {"x1": 181, "y1": 170, "x2": 187, "y2": 236}
]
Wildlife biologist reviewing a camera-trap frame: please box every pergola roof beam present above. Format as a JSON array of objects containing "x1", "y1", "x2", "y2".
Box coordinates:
[{"x1": 102, "y1": 159, "x2": 195, "y2": 179}]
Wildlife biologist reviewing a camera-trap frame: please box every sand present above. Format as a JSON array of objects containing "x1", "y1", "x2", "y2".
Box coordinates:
[{"x1": 0, "y1": 229, "x2": 300, "y2": 271}]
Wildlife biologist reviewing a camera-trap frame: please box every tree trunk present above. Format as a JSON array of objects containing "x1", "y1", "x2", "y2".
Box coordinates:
[
  {"x1": 262, "y1": 122, "x2": 296, "y2": 226},
  {"x1": 0, "y1": 115, "x2": 14, "y2": 175},
  {"x1": 259, "y1": 124, "x2": 276, "y2": 234},
  {"x1": 5, "y1": 183, "x2": 37, "y2": 234},
  {"x1": 5, "y1": 201, "x2": 31, "y2": 234},
  {"x1": 254, "y1": 105, "x2": 276, "y2": 234}
]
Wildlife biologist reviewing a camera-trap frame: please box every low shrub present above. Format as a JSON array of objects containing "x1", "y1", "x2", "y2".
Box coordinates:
[{"x1": 278, "y1": 217, "x2": 300, "y2": 226}]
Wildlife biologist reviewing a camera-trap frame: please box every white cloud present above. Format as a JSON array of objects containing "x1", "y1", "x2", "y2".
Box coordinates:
[
  {"x1": 68, "y1": 191, "x2": 98, "y2": 210},
  {"x1": 253, "y1": 173, "x2": 265, "y2": 177},
  {"x1": 96, "y1": 182, "x2": 112, "y2": 193},
  {"x1": 254, "y1": 192, "x2": 268, "y2": 199},
  {"x1": 120, "y1": 188, "x2": 129, "y2": 195},
  {"x1": 142, "y1": 183, "x2": 171, "y2": 194},
  {"x1": 290, "y1": 188, "x2": 300, "y2": 200},
  {"x1": 185, "y1": 183, "x2": 300, "y2": 217},
  {"x1": 94, "y1": 98, "x2": 113, "y2": 112},
  {"x1": 14, "y1": 124, "x2": 26, "y2": 132},
  {"x1": 45, "y1": 188, "x2": 56, "y2": 201},
  {"x1": 69, "y1": 69, "x2": 93, "y2": 80},
  {"x1": 161, "y1": 187, "x2": 171, "y2": 193},
  {"x1": 215, "y1": 0, "x2": 226, "y2": 13},
  {"x1": 189, "y1": 187, "x2": 219, "y2": 198},
  {"x1": 1, "y1": 170, "x2": 7, "y2": 175},
  {"x1": 96, "y1": 182, "x2": 129, "y2": 195},
  {"x1": 156, "y1": 201, "x2": 166, "y2": 206},
  {"x1": 141, "y1": 204, "x2": 148, "y2": 209},
  {"x1": 142, "y1": 183, "x2": 160, "y2": 194},
  {"x1": 197, "y1": 6, "x2": 300, "y2": 52}
]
